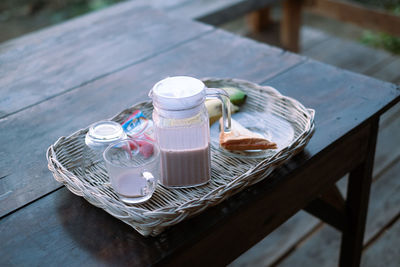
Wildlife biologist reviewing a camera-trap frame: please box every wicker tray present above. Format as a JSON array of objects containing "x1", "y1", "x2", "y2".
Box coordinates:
[{"x1": 46, "y1": 78, "x2": 315, "y2": 236}]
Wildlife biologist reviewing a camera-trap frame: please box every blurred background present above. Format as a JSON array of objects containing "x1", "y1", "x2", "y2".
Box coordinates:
[
  {"x1": 0, "y1": 0, "x2": 124, "y2": 41},
  {"x1": 1, "y1": 0, "x2": 400, "y2": 54}
]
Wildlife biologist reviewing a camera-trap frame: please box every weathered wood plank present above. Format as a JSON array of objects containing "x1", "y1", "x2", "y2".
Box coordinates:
[
  {"x1": 300, "y1": 26, "x2": 331, "y2": 52},
  {"x1": 0, "y1": 0, "x2": 282, "y2": 48},
  {"x1": 277, "y1": 223, "x2": 341, "y2": 266},
  {"x1": 243, "y1": 63, "x2": 398, "y2": 266},
  {"x1": 243, "y1": 23, "x2": 331, "y2": 53},
  {"x1": 232, "y1": 180, "x2": 343, "y2": 266},
  {"x1": 266, "y1": 60, "x2": 398, "y2": 157},
  {"x1": 300, "y1": 27, "x2": 400, "y2": 176},
  {"x1": 366, "y1": 57, "x2": 400, "y2": 85},
  {"x1": 234, "y1": 104, "x2": 398, "y2": 267},
  {"x1": 298, "y1": 17, "x2": 400, "y2": 83},
  {"x1": 299, "y1": 24, "x2": 400, "y2": 177},
  {"x1": 307, "y1": 0, "x2": 400, "y2": 37},
  {"x1": 166, "y1": 0, "x2": 278, "y2": 26},
  {"x1": 276, "y1": 156, "x2": 400, "y2": 267},
  {"x1": 361, "y1": 219, "x2": 400, "y2": 267},
  {"x1": 0, "y1": 5, "x2": 213, "y2": 118},
  {"x1": 0, "y1": 1, "x2": 148, "y2": 50},
  {"x1": 273, "y1": 108, "x2": 398, "y2": 265},
  {"x1": 302, "y1": 37, "x2": 392, "y2": 74},
  {"x1": 1, "y1": 52, "x2": 398, "y2": 266},
  {"x1": 0, "y1": 189, "x2": 152, "y2": 266},
  {"x1": 247, "y1": 60, "x2": 400, "y2": 265},
  {"x1": 229, "y1": 211, "x2": 319, "y2": 266},
  {"x1": 373, "y1": 104, "x2": 400, "y2": 177},
  {"x1": 0, "y1": 29, "x2": 300, "y2": 217},
  {"x1": 1, "y1": 9, "x2": 398, "y2": 264},
  {"x1": 231, "y1": 23, "x2": 399, "y2": 267},
  {"x1": 242, "y1": 22, "x2": 331, "y2": 53},
  {"x1": 364, "y1": 161, "x2": 400, "y2": 243},
  {"x1": 0, "y1": 116, "x2": 374, "y2": 266}
]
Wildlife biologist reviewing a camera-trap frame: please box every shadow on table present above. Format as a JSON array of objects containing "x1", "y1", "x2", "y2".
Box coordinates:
[{"x1": 56, "y1": 150, "x2": 312, "y2": 265}]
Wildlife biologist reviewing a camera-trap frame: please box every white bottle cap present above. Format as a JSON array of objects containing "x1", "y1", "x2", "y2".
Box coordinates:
[
  {"x1": 85, "y1": 121, "x2": 127, "y2": 150},
  {"x1": 150, "y1": 76, "x2": 205, "y2": 118}
]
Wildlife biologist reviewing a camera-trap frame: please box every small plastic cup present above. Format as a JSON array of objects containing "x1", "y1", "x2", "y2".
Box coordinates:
[
  {"x1": 82, "y1": 121, "x2": 127, "y2": 171},
  {"x1": 103, "y1": 139, "x2": 159, "y2": 204}
]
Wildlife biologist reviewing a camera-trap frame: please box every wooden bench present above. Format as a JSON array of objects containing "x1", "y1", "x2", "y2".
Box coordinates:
[
  {"x1": 151, "y1": 0, "x2": 400, "y2": 53},
  {"x1": 141, "y1": 0, "x2": 303, "y2": 52},
  {"x1": 306, "y1": 0, "x2": 400, "y2": 37}
]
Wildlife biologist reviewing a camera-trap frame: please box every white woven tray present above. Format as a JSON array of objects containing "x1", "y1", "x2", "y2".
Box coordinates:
[{"x1": 46, "y1": 78, "x2": 315, "y2": 236}]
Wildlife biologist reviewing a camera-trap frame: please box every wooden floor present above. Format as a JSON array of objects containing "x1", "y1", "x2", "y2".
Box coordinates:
[{"x1": 225, "y1": 22, "x2": 400, "y2": 267}]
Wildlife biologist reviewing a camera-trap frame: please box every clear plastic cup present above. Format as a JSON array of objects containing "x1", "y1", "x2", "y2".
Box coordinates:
[
  {"x1": 82, "y1": 121, "x2": 127, "y2": 171},
  {"x1": 103, "y1": 139, "x2": 159, "y2": 204}
]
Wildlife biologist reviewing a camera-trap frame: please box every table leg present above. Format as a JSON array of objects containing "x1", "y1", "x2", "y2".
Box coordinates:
[
  {"x1": 303, "y1": 184, "x2": 346, "y2": 231},
  {"x1": 247, "y1": 7, "x2": 272, "y2": 33},
  {"x1": 280, "y1": 0, "x2": 302, "y2": 52},
  {"x1": 339, "y1": 119, "x2": 379, "y2": 267}
]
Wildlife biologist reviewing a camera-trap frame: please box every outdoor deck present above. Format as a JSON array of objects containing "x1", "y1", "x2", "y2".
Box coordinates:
[{"x1": 224, "y1": 14, "x2": 400, "y2": 267}]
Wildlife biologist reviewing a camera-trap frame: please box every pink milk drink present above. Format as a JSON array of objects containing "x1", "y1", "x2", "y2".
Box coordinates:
[{"x1": 149, "y1": 76, "x2": 231, "y2": 188}]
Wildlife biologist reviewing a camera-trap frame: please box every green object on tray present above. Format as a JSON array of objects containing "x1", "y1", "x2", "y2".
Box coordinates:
[{"x1": 222, "y1": 86, "x2": 247, "y2": 106}]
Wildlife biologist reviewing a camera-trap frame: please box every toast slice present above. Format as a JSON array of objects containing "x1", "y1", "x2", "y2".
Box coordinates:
[{"x1": 219, "y1": 118, "x2": 277, "y2": 150}]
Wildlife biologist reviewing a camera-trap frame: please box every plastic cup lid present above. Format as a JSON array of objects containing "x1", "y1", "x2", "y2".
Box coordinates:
[
  {"x1": 151, "y1": 76, "x2": 205, "y2": 110},
  {"x1": 85, "y1": 121, "x2": 127, "y2": 149}
]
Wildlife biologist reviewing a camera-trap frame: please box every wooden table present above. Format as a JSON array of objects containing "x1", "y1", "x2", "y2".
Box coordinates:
[{"x1": 0, "y1": 2, "x2": 398, "y2": 266}]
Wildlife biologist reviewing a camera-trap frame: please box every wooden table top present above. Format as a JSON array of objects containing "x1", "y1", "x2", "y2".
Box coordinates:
[{"x1": 0, "y1": 2, "x2": 399, "y2": 266}]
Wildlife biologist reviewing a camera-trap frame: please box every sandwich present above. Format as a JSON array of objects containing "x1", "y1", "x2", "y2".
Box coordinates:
[{"x1": 219, "y1": 118, "x2": 277, "y2": 150}]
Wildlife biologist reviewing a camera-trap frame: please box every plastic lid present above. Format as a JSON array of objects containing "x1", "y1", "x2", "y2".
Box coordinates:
[
  {"x1": 85, "y1": 121, "x2": 127, "y2": 149},
  {"x1": 150, "y1": 76, "x2": 205, "y2": 118}
]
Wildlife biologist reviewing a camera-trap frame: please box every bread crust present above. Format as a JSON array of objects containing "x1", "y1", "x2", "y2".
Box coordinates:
[{"x1": 219, "y1": 118, "x2": 277, "y2": 150}]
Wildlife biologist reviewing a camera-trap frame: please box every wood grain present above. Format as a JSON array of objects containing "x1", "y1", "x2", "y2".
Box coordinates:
[
  {"x1": 366, "y1": 57, "x2": 400, "y2": 85},
  {"x1": 247, "y1": 105, "x2": 399, "y2": 267},
  {"x1": 373, "y1": 103, "x2": 400, "y2": 177},
  {"x1": 229, "y1": 211, "x2": 319, "y2": 266},
  {"x1": 300, "y1": 26, "x2": 331, "y2": 52},
  {"x1": 1, "y1": 56, "x2": 398, "y2": 265},
  {"x1": 166, "y1": 0, "x2": 278, "y2": 26},
  {"x1": 0, "y1": 121, "x2": 372, "y2": 266},
  {"x1": 278, "y1": 221, "x2": 342, "y2": 266},
  {"x1": 0, "y1": 0, "x2": 301, "y2": 119},
  {"x1": 361, "y1": 220, "x2": 400, "y2": 267},
  {"x1": 108, "y1": 122, "x2": 373, "y2": 266},
  {"x1": 280, "y1": 0, "x2": 302, "y2": 52},
  {"x1": 236, "y1": 22, "x2": 400, "y2": 267},
  {"x1": 274, "y1": 155, "x2": 400, "y2": 267},
  {"x1": 0, "y1": 29, "x2": 301, "y2": 218},
  {"x1": 307, "y1": 0, "x2": 400, "y2": 37},
  {"x1": 0, "y1": 3, "x2": 399, "y2": 265},
  {"x1": 302, "y1": 37, "x2": 392, "y2": 74},
  {"x1": 339, "y1": 119, "x2": 378, "y2": 267},
  {"x1": 266, "y1": 59, "x2": 399, "y2": 157},
  {"x1": 364, "y1": 158, "x2": 400, "y2": 243},
  {"x1": 0, "y1": 6, "x2": 213, "y2": 118}
]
